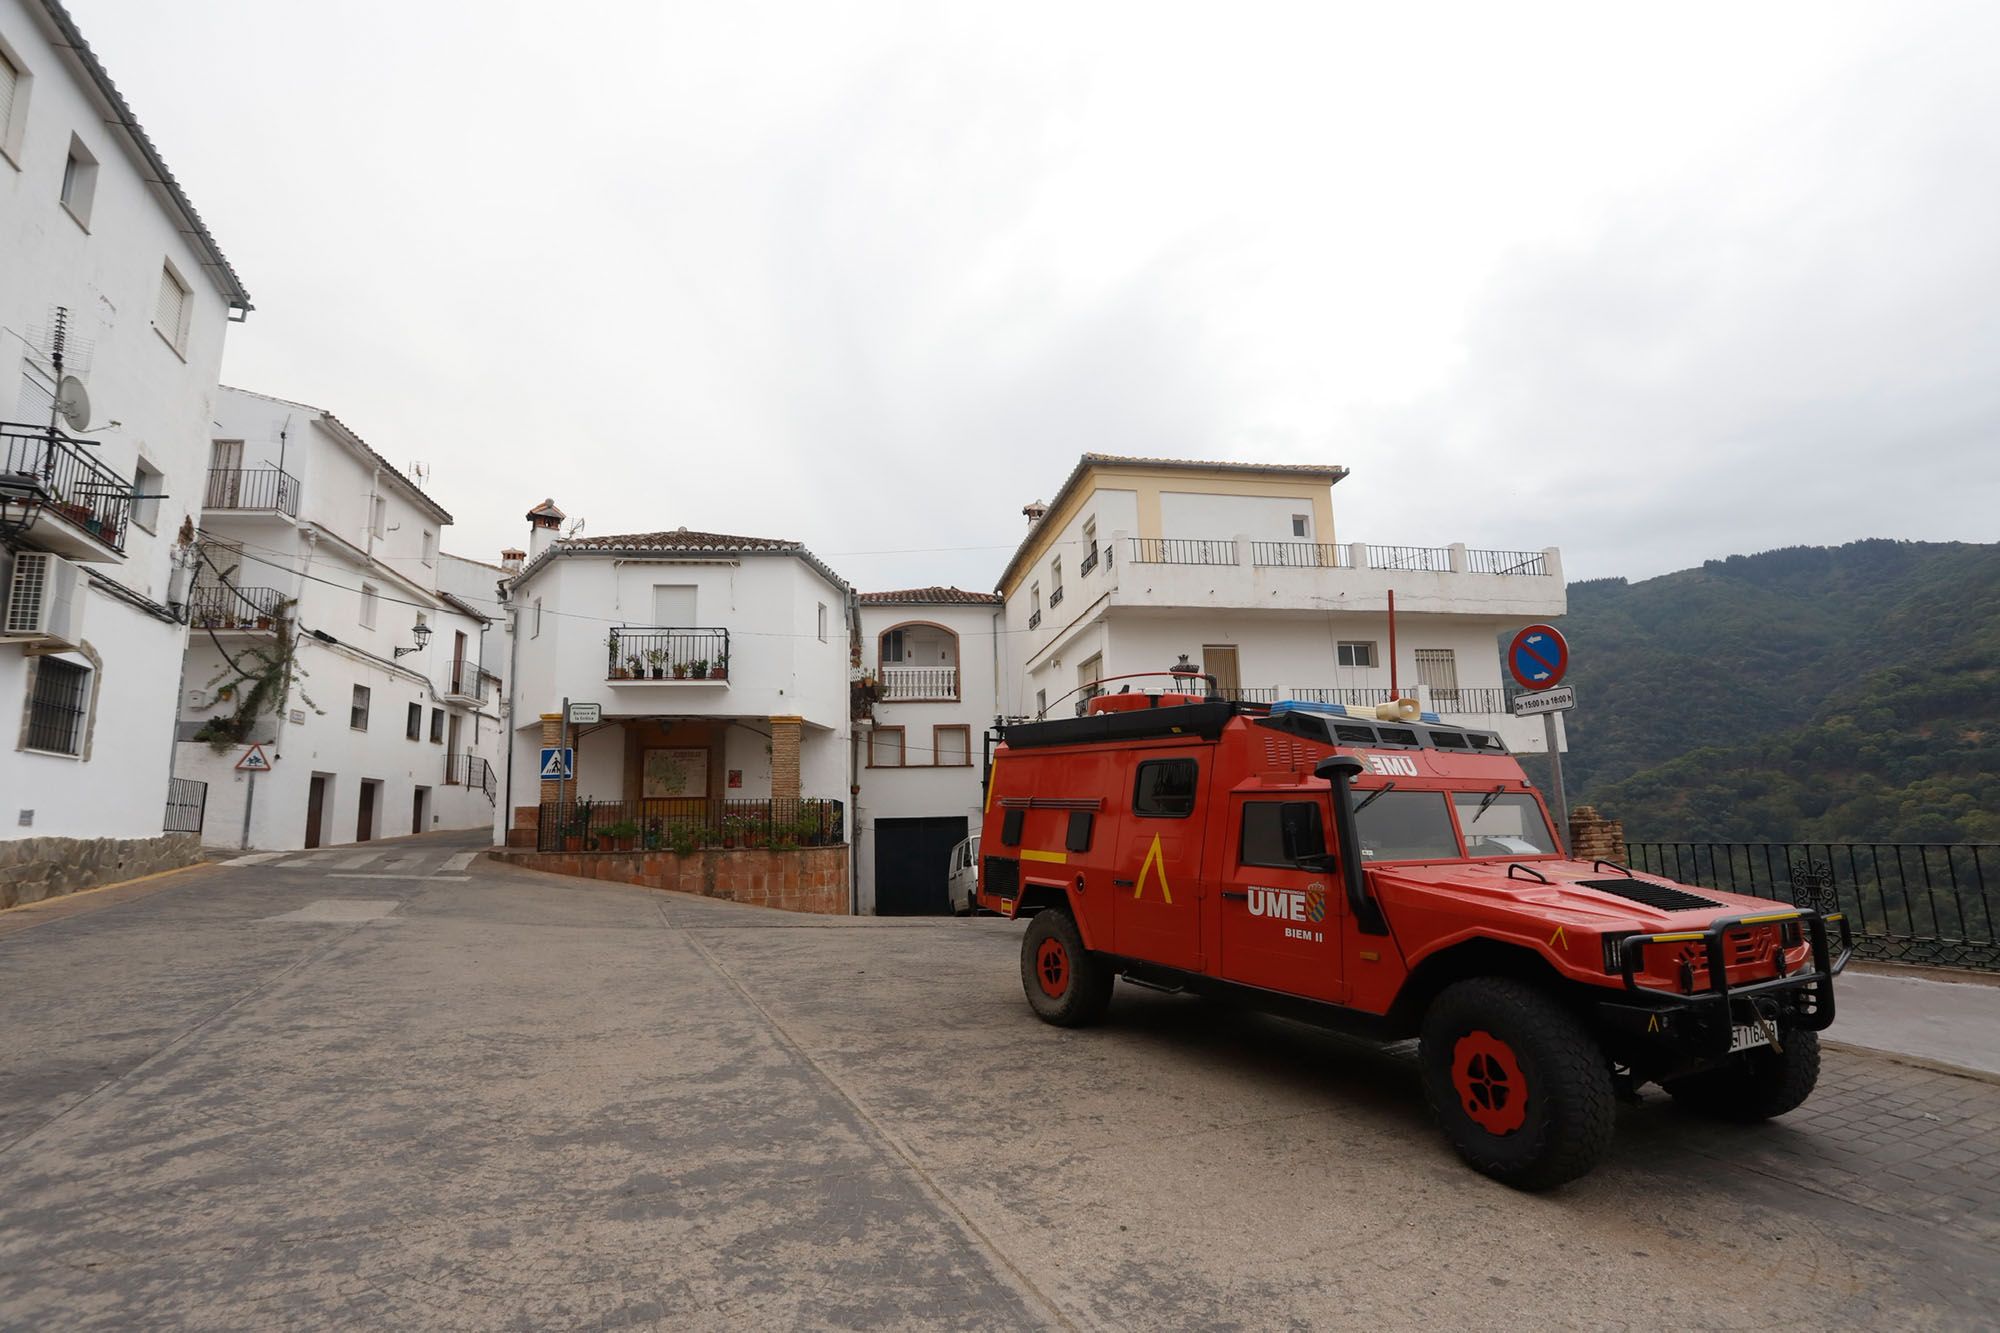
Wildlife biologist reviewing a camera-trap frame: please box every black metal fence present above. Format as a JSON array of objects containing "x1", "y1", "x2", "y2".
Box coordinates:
[
  {"x1": 1129, "y1": 537, "x2": 1236, "y2": 565},
  {"x1": 189, "y1": 584, "x2": 286, "y2": 629},
  {"x1": 1252, "y1": 541, "x2": 1352, "y2": 568},
  {"x1": 164, "y1": 777, "x2": 207, "y2": 834},
  {"x1": 1467, "y1": 547, "x2": 1548, "y2": 576},
  {"x1": 606, "y1": 627, "x2": 731, "y2": 680},
  {"x1": 3, "y1": 421, "x2": 131, "y2": 552},
  {"x1": 536, "y1": 797, "x2": 845, "y2": 853},
  {"x1": 1628, "y1": 842, "x2": 2000, "y2": 971},
  {"x1": 446, "y1": 753, "x2": 496, "y2": 803},
  {"x1": 205, "y1": 466, "x2": 300, "y2": 517}
]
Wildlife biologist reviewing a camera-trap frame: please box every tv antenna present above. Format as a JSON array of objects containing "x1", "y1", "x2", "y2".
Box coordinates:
[
  {"x1": 408, "y1": 460, "x2": 430, "y2": 489},
  {"x1": 565, "y1": 516, "x2": 587, "y2": 538}
]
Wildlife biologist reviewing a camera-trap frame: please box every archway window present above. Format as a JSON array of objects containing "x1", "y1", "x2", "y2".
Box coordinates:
[{"x1": 877, "y1": 622, "x2": 960, "y2": 701}]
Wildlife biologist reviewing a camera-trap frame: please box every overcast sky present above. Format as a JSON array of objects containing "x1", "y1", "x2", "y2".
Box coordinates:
[{"x1": 73, "y1": 0, "x2": 2000, "y2": 586}]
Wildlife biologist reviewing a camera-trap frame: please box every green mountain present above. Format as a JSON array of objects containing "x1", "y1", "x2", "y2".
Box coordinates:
[{"x1": 1517, "y1": 540, "x2": 2000, "y2": 845}]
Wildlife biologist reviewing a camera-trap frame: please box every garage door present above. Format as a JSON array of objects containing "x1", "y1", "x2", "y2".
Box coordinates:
[{"x1": 874, "y1": 816, "x2": 968, "y2": 916}]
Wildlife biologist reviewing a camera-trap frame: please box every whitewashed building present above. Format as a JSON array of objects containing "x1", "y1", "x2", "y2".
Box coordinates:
[
  {"x1": 0, "y1": 0, "x2": 253, "y2": 902},
  {"x1": 173, "y1": 387, "x2": 504, "y2": 850},
  {"x1": 995, "y1": 455, "x2": 1567, "y2": 752},
  {"x1": 854, "y1": 586, "x2": 1002, "y2": 914},
  {"x1": 501, "y1": 510, "x2": 854, "y2": 864}
]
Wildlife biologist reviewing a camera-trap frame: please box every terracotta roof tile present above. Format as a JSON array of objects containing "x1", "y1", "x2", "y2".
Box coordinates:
[{"x1": 859, "y1": 586, "x2": 1003, "y2": 605}]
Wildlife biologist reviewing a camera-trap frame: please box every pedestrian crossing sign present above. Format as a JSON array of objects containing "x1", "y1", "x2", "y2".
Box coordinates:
[
  {"x1": 235, "y1": 743, "x2": 272, "y2": 772},
  {"x1": 539, "y1": 747, "x2": 574, "y2": 780}
]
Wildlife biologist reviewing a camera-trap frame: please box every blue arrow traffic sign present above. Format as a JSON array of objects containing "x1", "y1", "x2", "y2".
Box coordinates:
[{"x1": 1507, "y1": 624, "x2": 1569, "y2": 690}]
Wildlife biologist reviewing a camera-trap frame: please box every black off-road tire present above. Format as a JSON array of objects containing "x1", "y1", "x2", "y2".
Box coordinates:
[
  {"x1": 1419, "y1": 977, "x2": 1616, "y2": 1191},
  {"x1": 1021, "y1": 909, "x2": 1114, "y2": 1028},
  {"x1": 1664, "y1": 1028, "x2": 1821, "y2": 1121}
]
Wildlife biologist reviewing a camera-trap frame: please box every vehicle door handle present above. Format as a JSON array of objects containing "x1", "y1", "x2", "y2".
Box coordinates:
[
  {"x1": 1221, "y1": 890, "x2": 1248, "y2": 901},
  {"x1": 1113, "y1": 878, "x2": 1135, "y2": 888}
]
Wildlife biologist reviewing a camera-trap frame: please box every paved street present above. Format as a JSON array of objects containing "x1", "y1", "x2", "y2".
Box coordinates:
[{"x1": 4, "y1": 834, "x2": 1998, "y2": 1330}]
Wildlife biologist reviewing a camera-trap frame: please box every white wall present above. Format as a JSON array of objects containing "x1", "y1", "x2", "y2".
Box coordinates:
[
  {"x1": 1, "y1": 0, "x2": 241, "y2": 842},
  {"x1": 1158, "y1": 491, "x2": 1307, "y2": 541}
]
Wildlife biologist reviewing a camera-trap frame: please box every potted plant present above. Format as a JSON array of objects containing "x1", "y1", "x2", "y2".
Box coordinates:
[
  {"x1": 646, "y1": 647, "x2": 668, "y2": 679},
  {"x1": 603, "y1": 819, "x2": 640, "y2": 851},
  {"x1": 642, "y1": 818, "x2": 665, "y2": 851},
  {"x1": 666, "y1": 822, "x2": 701, "y2": 857},
  {"x1": 672, "y1": 660, "x2": 689, "y2": 679},
  {"x1": 625, "y1": 652, "x2": 645, "y2": 679},
  {"x1": 606, "y1": 633, "x2": 627, "y2": 677},
  {"x1": 709, "y1": 660, "x2": 728, "y2": 680}
]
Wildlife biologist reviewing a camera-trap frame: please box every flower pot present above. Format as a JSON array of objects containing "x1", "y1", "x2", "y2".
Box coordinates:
[
  {"x1": 652, "y1": 668, "x2": 665, "y2": 679},
  {"x1": 709, "y1": 666, "x2": 727, "y2": 680}
]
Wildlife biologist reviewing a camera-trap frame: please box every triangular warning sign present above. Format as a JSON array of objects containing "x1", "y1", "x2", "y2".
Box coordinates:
[{"x1": 236, "y1": 743, "x2": 272, "y2": 772}]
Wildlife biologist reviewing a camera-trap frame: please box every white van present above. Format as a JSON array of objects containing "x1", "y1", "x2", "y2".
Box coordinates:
[{"x1": 947, "y1": 833, "x2": 981, "y2": 915}]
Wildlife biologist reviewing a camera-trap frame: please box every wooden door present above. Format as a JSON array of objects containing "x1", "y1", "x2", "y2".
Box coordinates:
[
  {"x1": 1202, "y1": 645, "x2": 1240, "y2": 698},
  {"x1": 445, "y1": 713, "x2": 462, "y2": 776},
  {"x1": 412, "y1": 787, "x2": 427, "y2": 834},
  {"x1": 305, "y1": 775, "x2": 326, "y2": 849},
  {"x1": 357, "y1": 781, "x2": 376, "y2": 842}
]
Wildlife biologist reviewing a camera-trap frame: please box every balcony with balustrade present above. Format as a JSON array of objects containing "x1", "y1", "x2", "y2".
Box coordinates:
[
  {"x1": 0, "y1": 421, "x2": 132, "y2": 560},
  {"x1": 203, "y1": 465, "x2": 300, "y2": 518},
  {"x1": 1107, "y1": 534, "x2": 1564, "y2": 618}
]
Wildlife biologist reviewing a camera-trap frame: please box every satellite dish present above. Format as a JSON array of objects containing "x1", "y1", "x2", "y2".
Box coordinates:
[{"x1": 56, "y1": 376, "x2": 90, "y2": 431}]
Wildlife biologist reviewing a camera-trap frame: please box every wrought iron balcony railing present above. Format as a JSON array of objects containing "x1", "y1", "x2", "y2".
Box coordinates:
[
  {"x1": 189, "y1": 584, "x2": 286, "y2": 630},
  {"x1": 607, "y1": 626, "x2": 731, "y2": 680},
  {"x1": 205, "y1": 466, "x2": 300, "y2": 517},
  {"x1": 1, "y1": 421, "x2": 132, "y2": 553}
]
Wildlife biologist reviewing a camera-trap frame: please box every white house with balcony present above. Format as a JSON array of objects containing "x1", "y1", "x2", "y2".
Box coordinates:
[
  {"x1": 0, "y1": 0, "x2": 254, "y2": 902},
  {"x1": 500, "y1": 510, "x2": 853, "y2": 866},
  {"x1": 855, "y1": 586, "x2": 1002, "y2": 914},
  {"x1": 996, "y1": 454, "x2": 1567, "y2": 752},
  {"x1": 172, "y1": 387, "x2": 503, "y2": 850}
]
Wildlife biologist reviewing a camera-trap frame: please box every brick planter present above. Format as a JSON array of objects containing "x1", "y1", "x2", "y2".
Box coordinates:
[{"x1": 492, "y1": 845, "x2": 848, "y2": 915}]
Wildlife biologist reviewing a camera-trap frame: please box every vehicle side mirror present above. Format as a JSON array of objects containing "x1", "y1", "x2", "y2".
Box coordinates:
[{"x1": 1280, "y1": 803, "x2": 1326, "y2": 865}]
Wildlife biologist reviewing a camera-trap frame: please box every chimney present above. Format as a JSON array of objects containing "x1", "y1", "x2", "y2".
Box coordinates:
[
  {"x1": 1023, "y1": 499, "x2": 1048, "y2": 527},
  {"x1": 526, "y1": 498, "x2": 565, "y2": 561},
  {"x1": 500, "y1": 547, "x2": 525, "y2": 574}
]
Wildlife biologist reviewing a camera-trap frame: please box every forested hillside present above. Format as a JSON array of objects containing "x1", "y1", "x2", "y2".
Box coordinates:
[{"x1": 1523, "y1": 540, "x2": 2000, "y2": 845}]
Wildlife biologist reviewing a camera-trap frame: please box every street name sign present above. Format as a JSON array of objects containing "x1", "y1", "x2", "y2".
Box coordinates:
[
  {"x1": 567, "y1": 702, "x2": 602, "y2": 725},
  {"x1": 1512, "y1": 686, "x2": 1576, "y2": 717}
]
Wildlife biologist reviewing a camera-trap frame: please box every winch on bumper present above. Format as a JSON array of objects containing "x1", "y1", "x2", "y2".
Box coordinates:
[{"x1": 1594, "y1": 909, "x2": 1854, "y2": 1064}]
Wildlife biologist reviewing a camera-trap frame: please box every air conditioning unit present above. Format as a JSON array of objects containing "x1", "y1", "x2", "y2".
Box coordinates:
[{"x1": 4, "y1": 551, "x2": 89, "y2": 646}]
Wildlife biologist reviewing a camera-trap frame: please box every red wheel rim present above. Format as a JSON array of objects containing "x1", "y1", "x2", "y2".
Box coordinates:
[
  {"x1": 1451, "y1": 1030, "x2": 1528, "y2": 1136},
  {"x1": 1035, "y1": 938, "x2": 1069, "y2": 998}
]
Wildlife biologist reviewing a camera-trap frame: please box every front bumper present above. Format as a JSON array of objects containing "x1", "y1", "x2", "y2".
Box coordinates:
[{"x1": 1597, "y1": 909, "x2": 1854, "y2": 1063}]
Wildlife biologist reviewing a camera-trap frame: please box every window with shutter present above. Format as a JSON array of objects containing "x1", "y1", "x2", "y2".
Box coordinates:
[
  {"x1": 154, "y1": 265, "x2": 190, "y2": 351},
  {"x1": 0, "y1": 50, "x2": 18, "y2": 143}
]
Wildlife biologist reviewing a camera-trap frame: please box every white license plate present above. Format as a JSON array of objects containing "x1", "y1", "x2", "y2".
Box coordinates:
[{"x1": 1730, "y1": 1022, "x2": 1770, "y2": 1053}]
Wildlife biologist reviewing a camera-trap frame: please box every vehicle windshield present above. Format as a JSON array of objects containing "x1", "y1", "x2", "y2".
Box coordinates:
[
  {"x1": 1352, "y1": 791, "x2": 1460, "y2": 861},
  {"x1": 1452, "y1": 791, "x2": 1559, "y2": 857}
]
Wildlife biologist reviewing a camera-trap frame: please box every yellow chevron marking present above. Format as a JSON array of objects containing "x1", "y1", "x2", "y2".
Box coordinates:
[
  {"x1": 1134, "y1": 834, "x2": 1173, "y2": 904},
  {"x1": 1549, "y1": 924, "x2": 1569, "y2": 950}
]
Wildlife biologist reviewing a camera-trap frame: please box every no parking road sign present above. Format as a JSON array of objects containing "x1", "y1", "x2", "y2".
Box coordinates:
[
  {"x1": 1507, "y1": 624, "x2": 1569, "y2": 690},
  {"x1": 539, "y1": 747, "x2": 574, "y2": 780}
]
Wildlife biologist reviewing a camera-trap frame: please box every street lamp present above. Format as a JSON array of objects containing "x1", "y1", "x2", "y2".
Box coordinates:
[{"x1": 393, "y1": 618, "x2": 432, "y2": 659}]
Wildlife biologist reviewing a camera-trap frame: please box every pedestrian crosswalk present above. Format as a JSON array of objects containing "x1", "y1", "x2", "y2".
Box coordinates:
[{"x1": 221, "y1": 843, "x2": 489, "y2": 882}]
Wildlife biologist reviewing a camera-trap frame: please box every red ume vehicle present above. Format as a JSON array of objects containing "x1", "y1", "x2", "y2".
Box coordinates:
[{"x1": 978, "y1": 672, "x2": 1851, "y2": 1189}]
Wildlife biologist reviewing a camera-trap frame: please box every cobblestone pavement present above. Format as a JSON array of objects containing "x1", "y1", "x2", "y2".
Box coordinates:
[{"x1": 2, "y1": 844, "x2": 1997, "y2": 1330}]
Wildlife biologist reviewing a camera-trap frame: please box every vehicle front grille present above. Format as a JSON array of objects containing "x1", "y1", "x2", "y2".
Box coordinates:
[{"x1": 984, "y1": 855, "x2": 1020, "y2": 899}]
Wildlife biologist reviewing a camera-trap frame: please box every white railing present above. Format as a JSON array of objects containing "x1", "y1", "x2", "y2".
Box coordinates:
[{"x1": 879, "y1": 666, "x2": 959, "y2": 700}]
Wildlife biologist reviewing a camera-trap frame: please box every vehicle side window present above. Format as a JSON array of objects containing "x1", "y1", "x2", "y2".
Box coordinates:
[
  {"x1": 1133, "y1": 759, "x2": 1198, "y2": 818},
  {"x1": 1240, "y1": 801, "x2": 1326, "y2": 868}
]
